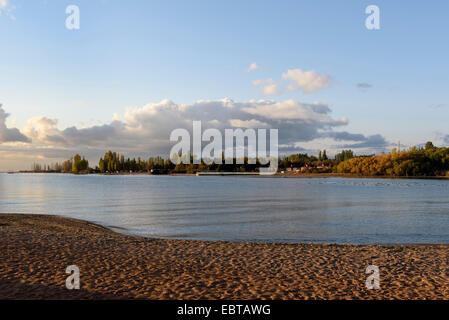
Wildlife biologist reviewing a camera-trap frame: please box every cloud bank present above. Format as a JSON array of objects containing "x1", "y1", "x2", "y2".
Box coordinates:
[{"x1": 0, "y1": 99, "x2": 389, "y2": 169}]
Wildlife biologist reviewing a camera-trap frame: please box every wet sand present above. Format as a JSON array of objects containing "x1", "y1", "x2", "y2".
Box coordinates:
[{"x1": 1, "y1": 214, "x2": 448, "y2": 300}]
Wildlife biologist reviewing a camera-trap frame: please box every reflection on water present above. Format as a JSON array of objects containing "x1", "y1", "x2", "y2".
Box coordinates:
[{"x1": 1, "y1": 173, "x2": 449, "y2": 244}]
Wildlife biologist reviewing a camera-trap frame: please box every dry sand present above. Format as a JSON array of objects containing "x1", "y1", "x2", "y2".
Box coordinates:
[{"x1": 1, "y1": 214, "x2": 448, "y2": 300}]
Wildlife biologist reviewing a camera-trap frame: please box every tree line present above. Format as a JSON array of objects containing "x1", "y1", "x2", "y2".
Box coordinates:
[
  {"x1": 97, "y1": 151, "x2": 269, "y2": 174},
  {"x1": 28, "y1": 142, "x2": 449, "y2": 177},
  {"x1": 29, "y1": 149, "x2": 354, "y2": 174},
  {"x1": 335, "y1": 142, "x2": 449, "y2": 177},
  {"x1": 30, "y1": 154, "x2": 89, "y2": 174}
]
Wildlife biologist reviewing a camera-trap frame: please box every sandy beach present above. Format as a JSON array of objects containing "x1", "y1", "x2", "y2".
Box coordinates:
[{"x1": 1, "y1": 214, "x2": 448, "y2": 300}]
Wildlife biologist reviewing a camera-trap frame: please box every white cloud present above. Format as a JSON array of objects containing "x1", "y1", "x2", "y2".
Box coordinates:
[
  {"x1": 0, "y1": 0, "x2": 16, "y2": 19},
  {"x1": 0, "y1": 104, "x2": 30, "y2": 143},
  {"x1": 0, "y1": 0, "x2": 8, "y2": 9},
  {"x1": 246, "y1": 62, "x2": 259, "y2": 72},
  {"x1": 23, "y1": 117, "x2": 60, "y2": 142},
  {"x1": 241, "y1": 99, "x2": 346, "y2": 124},
  {"x1": 229, "y1": 119, "x2": 269, "y2": 129},
  {"x1": 252, "y1": 79, "x2": 281, "y2": 96},
  {"x1": 282, "y1": 68, "x2": 332, "y2": 94}
]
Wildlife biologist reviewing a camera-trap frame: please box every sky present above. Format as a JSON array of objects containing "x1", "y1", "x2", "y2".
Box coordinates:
[{"x1": 0, "y1": 0, "x2": 449, "y2": 170}]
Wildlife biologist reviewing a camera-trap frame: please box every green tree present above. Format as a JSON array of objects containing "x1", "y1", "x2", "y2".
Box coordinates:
[
  {"x1": 72, "y1": 154, "x2": 81, "y2": 173},
  {"x1": 99, "y1": 158, "x2": 105, "y2": 172},
  {"x1": 425, "y1": 141, "x2": 434, "y2": 150},
  {"x1": 322, "y1": 150, "x2": 328, "y2": 160}
]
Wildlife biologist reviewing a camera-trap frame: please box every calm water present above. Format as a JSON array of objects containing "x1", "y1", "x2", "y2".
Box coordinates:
[{"x1": 1, "y1": 173, "x2": 449, "y2": 244}]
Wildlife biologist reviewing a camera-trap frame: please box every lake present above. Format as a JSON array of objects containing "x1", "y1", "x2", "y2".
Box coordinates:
[{"x1": 1, "y1": 173, "x2": 449, "y2": 244}]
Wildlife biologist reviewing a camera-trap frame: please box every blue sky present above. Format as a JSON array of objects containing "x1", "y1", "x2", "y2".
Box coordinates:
[{"x1": 0, "y1": 0, "x2": 448, "y2": 169}]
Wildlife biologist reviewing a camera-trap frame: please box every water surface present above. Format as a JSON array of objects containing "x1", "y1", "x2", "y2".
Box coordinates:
[{"x1": 1, "y1": 173, "x2": 449, "y2": 244}]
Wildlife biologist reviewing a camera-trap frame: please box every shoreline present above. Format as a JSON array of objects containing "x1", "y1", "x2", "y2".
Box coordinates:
[
  {"x1": 1, "y1": 214, "x2": 449, "y2": 299},
  {"x1": 7, "y1": 171, "x2": 449, "y2": 180}
]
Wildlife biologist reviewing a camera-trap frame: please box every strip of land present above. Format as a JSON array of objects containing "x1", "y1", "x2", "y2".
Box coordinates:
[
  {"x1": 1, "y1": 214, "x2": 448, "y2": 299},
  {"x1": 12, "y1": 171, "x2": 449, "y2": 180}
]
